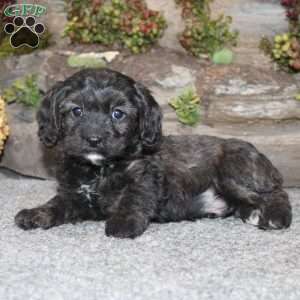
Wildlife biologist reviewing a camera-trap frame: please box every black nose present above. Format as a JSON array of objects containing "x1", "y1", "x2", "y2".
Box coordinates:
[{"x1": 87, "y1": 136, "x2": 101, "y2": 147}]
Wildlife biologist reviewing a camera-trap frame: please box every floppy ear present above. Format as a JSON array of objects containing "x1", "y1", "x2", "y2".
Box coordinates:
[
  {"x1": 36, "y1": 83, "x2": 71, "y2": 147},
  {"x1": 134, "y1": 83, "x2": 162, "y2": 153}
]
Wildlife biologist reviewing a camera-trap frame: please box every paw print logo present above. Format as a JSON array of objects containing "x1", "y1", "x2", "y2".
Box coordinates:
[{"x1": 4, "y1": 16, "x2": 45, "y2": 48}]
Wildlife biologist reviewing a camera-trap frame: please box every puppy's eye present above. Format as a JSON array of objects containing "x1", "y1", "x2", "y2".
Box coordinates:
[
  {"x1": 72, "y1": 107, "x2": 83, "y2": 117},
  {"x1": 112, "y1": 109, "x2": 125, "y2": 120}
]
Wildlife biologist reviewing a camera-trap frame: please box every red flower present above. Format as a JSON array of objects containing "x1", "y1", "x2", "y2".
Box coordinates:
[
  {"x1": 281, "y1": 0, "x2": 296, "y2": 7},
  {"x1": 286, "y1": 9, "x2": 299, "y2": 21}
]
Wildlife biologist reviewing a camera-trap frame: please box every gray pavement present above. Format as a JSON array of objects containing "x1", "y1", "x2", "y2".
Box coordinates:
[{"x1": 0, "y1": 177, "x2": 299, "y2": 300}]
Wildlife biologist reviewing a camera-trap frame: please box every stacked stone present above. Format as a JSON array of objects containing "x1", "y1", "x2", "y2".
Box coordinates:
[{"x1": 0, "y1": 97, "x2": 9, "y2": 155}]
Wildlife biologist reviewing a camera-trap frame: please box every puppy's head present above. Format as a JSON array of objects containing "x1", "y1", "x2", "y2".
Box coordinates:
[{"x1": 37, "y1": 69, "x2": 162, "y2": 164}]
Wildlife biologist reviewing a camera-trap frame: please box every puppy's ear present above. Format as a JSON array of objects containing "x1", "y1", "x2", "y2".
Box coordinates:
[
  {"x1": 36, "y1": 83, "x2": 71, "y2": 147},
  {"x1": 134, "y1": 83, "x2": 162, "y2": 153}
]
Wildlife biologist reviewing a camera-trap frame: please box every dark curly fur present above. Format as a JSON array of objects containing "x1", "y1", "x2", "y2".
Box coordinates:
[{"x1": 15, "y1": 69, "x2": 292, "y2": 238}]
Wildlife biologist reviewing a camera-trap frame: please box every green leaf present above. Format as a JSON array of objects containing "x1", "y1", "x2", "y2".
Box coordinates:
[
  {"x1": 212, "y1": 48, "x2": 234, "y2": 65},
  {"x1": 169, "y1": 88, "x2": 201, "y2": 126},
  {"x1": 3, "y1": 74, "x2": 42, "y2": 108}
]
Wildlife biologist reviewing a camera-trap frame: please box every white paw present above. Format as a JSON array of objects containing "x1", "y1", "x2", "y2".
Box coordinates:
[{"x1": 245, "y1": 209, "x2": 261, "y2": 226}]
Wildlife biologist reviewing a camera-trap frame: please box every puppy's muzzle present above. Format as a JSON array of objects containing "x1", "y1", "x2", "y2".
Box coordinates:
[{"x1": 86, "y1": 136, "x2": 102, "y2": 148}]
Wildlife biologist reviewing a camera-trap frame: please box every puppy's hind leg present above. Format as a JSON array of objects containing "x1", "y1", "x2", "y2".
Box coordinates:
[
  {"x1": 235, "y1": 190, "x2": 292, "y2": 229},
  {"x1": 188, "y1": 188, "x2": 235, "y2": 220},
  {"x1": 217, "y1": 139, "x2": 292, "y2": 230}
]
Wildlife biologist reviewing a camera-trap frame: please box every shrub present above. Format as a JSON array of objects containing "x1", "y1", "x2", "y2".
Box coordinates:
[
  {"x1": 260, "y1": 1, "x2": 300, "y2": 72},
  {"x1": 64, "y1": 0, "x2": 167, "y2": 54},
  {"x1": 177, "y1": 0, "x2": 238, "y2": 58},
  {"x1": 169, "y1": 87, "x2": 201, "y2": 126},
  {"x1": 3, "y1": 74, "x2": 42, "y2": 108}
]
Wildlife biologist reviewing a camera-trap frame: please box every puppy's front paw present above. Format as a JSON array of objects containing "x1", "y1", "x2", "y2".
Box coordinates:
[
  {"x1": 15, "y1": 207, "x2": 58, "y2": 230},
  {"x1": 105, "y1": 215, "x2": 148, "y2": 239}
]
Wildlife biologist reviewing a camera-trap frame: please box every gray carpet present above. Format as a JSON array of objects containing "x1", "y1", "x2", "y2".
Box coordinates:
[{"x1": 0, "y1": 178, "x2": 299, "y2": 300}]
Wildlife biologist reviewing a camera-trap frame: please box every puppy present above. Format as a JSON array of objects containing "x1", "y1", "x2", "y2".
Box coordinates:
[{"x1": 15, "y1": 69, "x2": 292, "y2": 238}]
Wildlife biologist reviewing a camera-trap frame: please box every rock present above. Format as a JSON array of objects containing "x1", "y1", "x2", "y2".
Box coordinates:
[
  {"x1": 0, "y1": 50, "x2": 55, "y2": 93},
  {"x1": 156, "y1": 65, "x2": 196, "y2": 89},
  {"x1": 208, "y1": 85, "x2": 300, "y2": 123},
  {"x1": 100, "y1": 51, "x2": 120, "y2": 63},
  {"x1": 214, "y1": 79, "x2": 281, "y2": 96},
  {"x1": 60, "y1": 51, "x2": 119, "y2": 63},
  {"x1": 0, "y1": 103, "x2": 56, "y2": 179},
  {"x1": 0, "y1": 50, "x2": 75, "y2": 93},
  {"x1": 67, "y1": 53, "x2": 107, "y2": 69},
  {"x1": 205, "y1": 72, "x2": 300, "y2": 124}
]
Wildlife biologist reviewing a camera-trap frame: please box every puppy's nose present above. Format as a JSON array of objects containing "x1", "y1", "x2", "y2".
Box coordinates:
[{"x1": 87, "y1": 136, "x2": 101, "y2": 147}]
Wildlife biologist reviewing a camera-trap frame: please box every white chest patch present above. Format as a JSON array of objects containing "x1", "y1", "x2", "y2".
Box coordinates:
[
  {"x1": 199, "y1": 188, "x2": 228, "y2": 216},
  {"x1": 85, "y1": 153, "x2": 104, "y2": 165}
]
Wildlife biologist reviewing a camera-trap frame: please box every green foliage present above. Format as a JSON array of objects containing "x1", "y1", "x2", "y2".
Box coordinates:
[
  {"x1": 212, "y1": 48, "x2": 234, "y2": 65},
  {"x1": 260, "y1": 33, "x2": 300, "y2": 72},
  {"x1": 64, "y1": 0, "x2": 167, "y2": 54},
  {"x1": 261, "y1": 1, "x2": 300, "y2": 73},
  {"x1": 169, "y1": 88, "x2": 201, "y2": 126},
  {"x1": 178, "y1": 0, "x2": 238, "y2": 58},
  {"x1": 3, "y1": 74, "x2": 42, "y2": 108},
  {"x1": 0, "y1": 31, "x2": 51, "y2": 60}
]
